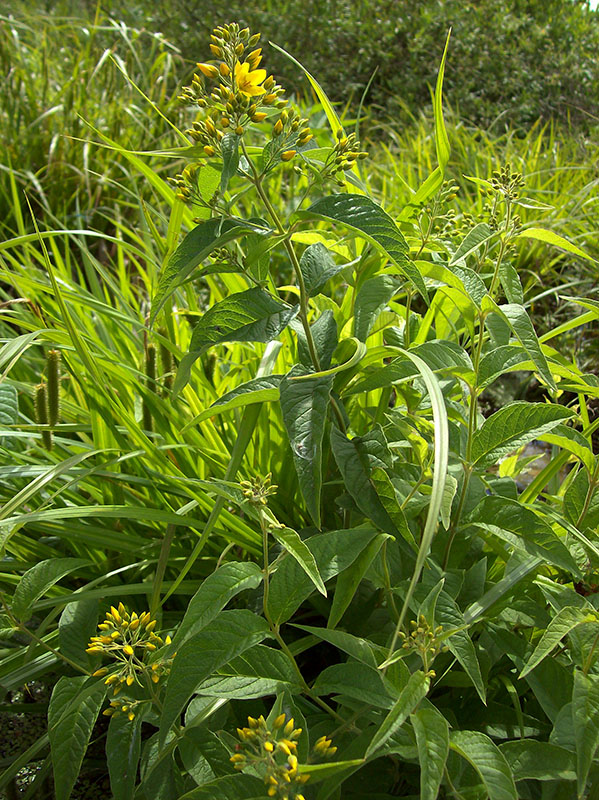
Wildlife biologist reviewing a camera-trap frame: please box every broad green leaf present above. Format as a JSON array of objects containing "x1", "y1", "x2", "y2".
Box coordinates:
[
  {"x1": 470, "y1": 496, "x2": 579, "y2": 574},
  {"x1": 172, "y1": 562, "x2": 263, "y2": 648},
  {"x1": 449, "y1": 730, "x2": 517, "y2": 800},
  {"x1": 291, "y1": 310, "x2": 338, "y2": 370},
  {"x1": 539, "y1": 424, "x2": 594, "y2": 472},
  {"x1": 0, "y1": 383, "x2": 17, "y2": 447},
  {"x1": 184, "y1": 375, "x2": 283, "y2": 428},
  {"x1": 175, "y1": 288, "x2": 297, "y2": 392},
  {"x1": 270, "y1": 525, "x2": 326, "y2": 595},
  {"x1": 520, "y1": 606, "x2": 598, "y2": 677},
  {"x1": 354, "y1": 275, "x2": 400, "y2": 341},
  {"x1": 364, "y1": 670, "x2": 429, "y2": 758},
  {"x1": 178, "y1": 774, "x2": 266, "y2": 800},
  {"x1": 499, "y1": 740, "x2": 576, "y2": 782},
  {"x1": 499, "y1": 262, "x2": 523, "y2": 305},
  {"x1": 471, "y1": 402, "x2": 573, "y2": 469},
  {"x1": 330, "y1": 427, "x2": 401, "y2": 540},
  {"x1": 220, "y1": 132, "x2": 239, "y2": 193},
  {"x1": 151, "y1": 217, "x2": 269, "y2": 322},
  {"x1": 178, "y1": 727, "x2": 230, "y2": 786},
  {"x1": 478, "y1": 345, "x2": 531, "y2": 389},
  {"x1": 107, "y1": 712, "x2": 143, "y2": 800},
  {"x1": 279, "y1": 366, "x2": 332, "y2": 527},
  {"x1": 415, "y1": 259, "x2": 485, "y2": 308},
  {"x1": 517, "y1": 227, "x2": 596, "y2": 262},
  {"x1": 313, "y1": 662, "x2": 394, "y2": 709},
  {"x1": 139, "y1": 731, "x2": 183, "y2": 800},
  {"x1": 195, "y1": 644, "x2": 300, "y2": 699},
  {"x1": 58, "y1": 598, "x2": 99, "y2": 670},
  {"x1": 564, "y1": 466, "x2": 599, "y2": 529},
  {"x1": 267, "y1": 527, "x2": 379, "y2": 624},
  {"x1": 299, "y1": 242, "x2": 347, "y2": 296},
  {"x1": 12, "y1": 558, "x2": 89, "y2": 622},
  {"x1": 303, "y1": 194, "x2": 427, "y2": 300},
  {"x1": 573, "y1": 669, "x2": 599, "y2": 797},
  {"x1": 412, "y1": 707, "x2": 450, "y2": 800},
  {"x1": 328, "y1": 533, "x2": 388, "y2": 628},
  {"x1": 160, "y1": 610, "x2": 270, "y2": 744},
  {"x1": 292, "y1": 624, "x2": 382, "y2": 668},
  {"x1": 370, "y1": 469, "x2": 416, "y2": 549},
  {"x1": 48, "y1": 677, "x2": 106, "y2": 800},
  {"x1": 483, "y1": 299, "x2": 556, "y2": 390},
  {"x1": 449, "y1": 222, "x2": 494, "y2": 266},
  {"x1": 435, "y1": 590, "x2": 486, "y2": 703}
]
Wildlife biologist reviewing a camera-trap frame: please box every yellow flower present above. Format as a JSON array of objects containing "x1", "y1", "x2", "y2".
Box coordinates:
[{"x1": 235, "y1": 61, "x2": 267, "y2": 97}]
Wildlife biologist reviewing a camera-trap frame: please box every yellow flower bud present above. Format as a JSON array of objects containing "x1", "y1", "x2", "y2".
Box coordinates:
[
  {"x1": 252, "y1": 111, "x2": 268, "y2": 122},
  {"x1": 151, "y1": 672, "x2": 160, "y2": 683},
  {"x1": 123, "y1": 644, "x2": 134, "y2": 656},
  {"x1": 235, "y1": 125, "x2": 244, "y2": 136},
  {"x1": 126, "y1": 675, "x2": 134, "y2": 686},
  {"x1": 165, "y1": 635, "x2": 172, "y2": 645},
  {"x1": 284, "y1": 719, "x2": 295, "y2": 736},
  {"x1": 102, "y1": 708, "x2": 114, "y2": 716},
  {"x1": 209, "y1": 44, "x2": 222, "y2": 58},
  {"x1": 281, "y1": 150, "x2": 296, "y2": 162},
  {"x1": 273, "y1": 713, "x2": 286, "y2": 729},
  {"x1": 221, "y1": 117, "x2": 230, "y2": 127},
  {"x1": 264, "y1": 741, "x2": 274, "y2": 752},
  {"x1": 110, "y1": 606, "x2": 121, "y2": 624},
  {"x1": 235, "y1": 43, "x2": 244, "y2": 56},
  {"x1": 128, "y1": 712, "x2": 135, "y2": 721},
  {"x1": 92, "y1": 668, "x2": 108, "y2": 677},
  {"x1": 220, "y1": 62, "x2": 230, "y2": 77},
  {"x1": 146, "y1": 643, "x2": 157, "y2": 651},
  {"x1": 197, "y1": 63, "x2": 219, "y2": 79},
  {"x1": 273, "y1": 119, "x2": 283, "y2": 136}
]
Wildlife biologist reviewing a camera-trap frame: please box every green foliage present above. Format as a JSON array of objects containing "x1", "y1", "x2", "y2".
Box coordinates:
[{"x1": 0, "y1": 11, "x2": 598, "y2": 800}]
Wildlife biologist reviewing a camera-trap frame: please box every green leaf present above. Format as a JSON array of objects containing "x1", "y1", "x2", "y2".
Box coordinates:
[
  {"x1": 328, "y1": 533, "x2": 388, "y2": 628},
  {"x1": 449, "y1": 223, "x2": 494, "y2": 266},
  {"x1": 107, "y1": 712, "x2": 143, "y2": 800},
  {"x1": 499, "y1": 262, "x2": 523, "y2": 305},
  {"x1": 330, "y1": 427, "x2": 401, "y2": 539},
  {"x1": 516, "y1": 227, "x2": 596, "y2": 262},
  {"x1": 520, "y1": 606, "x2": 598, "y2": 678},
  {"x1": 292, "y1": 624, "x2": 382, "y2": 668},
  {"x1": 58, "y1": 598, "x2": 99, "y2": 670},
  {"x1": 300, "y1": 242, "x2": 346, "y2": 296},
  {"x1": 470, "y1": 496, "x2": 579, "y2": 574},
  {"x1": 435, "y1": 590, "x2": 486, "y2": 703},
  {"x1": 471, "y1": 402, "x2": 574, "y2": 469},
  {"x1": 48, "y1": 677, "x2": 106, "y2": 800},
  {"x1": 279, "y1": 366, "x2": 332, "y2": 527},
  {"x1": 172, "y1": 562, "x2": 263, "y2": 648},
  {"x1": 573, "y1": 670, "x2": 599, "y2": 797},
  {"x1": 370, "y1": 469, "x2": 416, "y2": 549},
  {"x1": 151, "y1": 217, "x2": 268, "y2": 323},
  {"x1": 267, "y1": 527, "x2": 380, "y2": 624},
  {"x1": 184, "y1": 375, "x2": 283, "y2": 428},
  {"x1": 194, "y1": 644, "x2": 300, "y2": 699},
  {"x1": 297, "y1": 759, "x2": 364, "y2": 783},
  {"x1": 160, "y1": 610, "x2": 270, "y2": 744},
  {"x1": 449, "y1": 730, "x2": 517, "y2": 800},
  {"x1": 0, "y1": 383, "x2": 18, "y2": 447},
  {"x1": 412, "y1": 707, "x2": 450, "y2": 800},
  {"x1": 178, "y1": 774, "x2": 266, "y2": 800},
  {"x1": 564, "y1": 466, "x2": 599, "y2": 529},
  {"x1": 354, "y1": 275, "x2": 400, "y2": 341},
  {"x1": 478, "y1": 345, "x2": 532, "y2": 389},
  {"x1": 303, "y1": 194, "x2": 427, "y2": 300},
  {"x1": 365, "y1": 670, "x2": 429, "y2": 758},
  {"x1": 270, "y1": 525, "x2": 326, "y2": 596},
  {"x1": 499, "y1": 740, "x2": 576, "y2": 782},
  {"x1": 175, "y1": 288, "x2": 297, "y2": 392},
  {"x1": 291, "y1": 310, "x2": 338, "y2": 370},
  {"x1": 539, "y1": 424, "x2": 594, "y2": 472},
  {"x1": 220, "y1": 132, "x2": 239, "y2": 193},
  {"x1": 313, "y1": 662, "x2": 394, "y2": 708},
  {"x1": 12, "y1": 558, "x2": 89, "y2": 622}
]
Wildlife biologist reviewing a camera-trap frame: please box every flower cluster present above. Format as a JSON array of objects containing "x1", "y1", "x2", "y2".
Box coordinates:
[
  {"x1": 240, "y1": 473, "x2": 278, "y2": 507},
  {"x1": 86, "y1": 603, "x2": 173, "y2": 718},
  {"x1": 398, "y1": 614, "x2": 448, "y2": 674},
  {"x1": 231, "y1": 713, "x2": 313, "y2": 799}
]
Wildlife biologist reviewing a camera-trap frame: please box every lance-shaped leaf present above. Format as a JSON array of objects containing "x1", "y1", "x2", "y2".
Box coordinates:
[
  {"x1": 184, "y1": 375, "x2": 283, "y2": 428},
  {"x1": 160, "y1": 610, "x2": 270, "y2": 744},
  {"x1": 12, "y1": 557, "x2": 89, "y2": 622},
  {"x1": 353, "y1": 275, "x2": 401, "y2": 341},
  {"x1": 313, "y1": 661, "x2": 394, "y2": 708},
  {"x1": 194, "y1": 644, "x2": 300, "y2": 699},
  {"x1": 174, "y1": 288, "x2": 298, "y2": 393},
  {"x1": 436, "y1": 589, "x2": 486, "y2": 703},
  {"x1": 302, "y1": 194, "x2": 427, "y2": 300},
  {"x1": 328, "y1": 533, "x2": 388, "y2": 628},
  {"x1": 291, "y1": 310, "x2": 338, "y2": 369},
  {"x1": 520, "y1": 606, "x2": 598, "y2": 677},
  {"x1": 365, "y1": 670, "x2": 430, "y2": 758},
  {"x1": 516, "y1": 227, "x2": 596, "y2": 262},
  {"x1": 270, "y1": 525, "x2": 326, "y2": 595},
  {"x1": 279, "y1": 366, "x2": 332, "y2": 527},
  {"x1": 449, "y1": 222, "x2": 495, "y2": 266},
  {"x1": 48, "y1": 677, "x2": 106, "y2": 800},
  {"x1": 220, "y1": 132, "x2": 239, "y2": 193},
  {"x1": 471, "y1": 401, "x2": 574, "y2": 470},
  {"x1": 564, "y1": 466, "x2": 599, "y2": 529},
  {"x1": 499, "y1": 740, "x2": 576, "y2": 782},
  {"x1": 173, "y1": 562, "x2": 263, "y2": 648},
  {"x1": 0, "y1": 383, "x2": 17, "y2": 448},
  {"x1": 300, "y1": 242, "x2": 347, "y2": 296},
  {"x1": 107, "y1": 712, "x2": 143, "y2": 800},
  {"x1": 573, "y1": 670, "x2": 599, "y2": 797},
  {"x1": 412, "y1": 707, "x2": 450, "y2": 800},
  {"x1": 449, "y1": 731, "x2": 517, "y2": 800},
  {"x1": 151, "y1": 217, "x2": 269, "y2": 323},
  {"x1": 178, "y1": 774, "x2": 266, "y2": 800}
]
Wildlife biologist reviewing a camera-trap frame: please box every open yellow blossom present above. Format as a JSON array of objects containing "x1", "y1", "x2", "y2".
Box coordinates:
[{"x1": 235, "y1": 61, "x2": 267, "y2": 97}]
